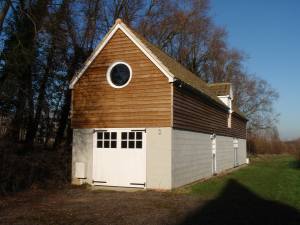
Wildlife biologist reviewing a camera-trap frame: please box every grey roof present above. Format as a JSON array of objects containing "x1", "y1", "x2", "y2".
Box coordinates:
[{"x1": 130, "y1": 27, "x2": 246, "y2": 119}]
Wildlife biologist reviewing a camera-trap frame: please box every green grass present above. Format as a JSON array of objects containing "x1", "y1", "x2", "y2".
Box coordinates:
[{"x1": 182, "y1": 154, "x2": 300, "y2": 210}]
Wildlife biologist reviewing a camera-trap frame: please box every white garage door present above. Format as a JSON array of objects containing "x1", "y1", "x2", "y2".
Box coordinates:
[{"x1": 92, "y1": 129, "x2": 146, "y2": 188}]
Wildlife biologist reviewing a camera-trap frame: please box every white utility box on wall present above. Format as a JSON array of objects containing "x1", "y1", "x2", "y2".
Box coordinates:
[
  {"x1": 246, "y1": 158, "x2": 250, "y2": 164},
  {"x1": 75, "y1": 162, "x2": 86, "y2": 179}
]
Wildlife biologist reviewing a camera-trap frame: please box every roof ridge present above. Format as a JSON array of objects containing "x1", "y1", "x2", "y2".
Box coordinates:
[{"x1": 208, "y1": 82, "x2": 231, "y2": 86}]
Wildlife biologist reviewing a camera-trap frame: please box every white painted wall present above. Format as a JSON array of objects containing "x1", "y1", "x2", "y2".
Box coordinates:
[
  {"x1": 172, "y1": 129, "x2": 212, "y2": 188},
  {"x1": 72, "y1": 129, "x2": 94, "y2": 185},
  {"x1": 216, "y1": 136, "x2": 235, "y2": 172},
  {"x1": 238, "y1": 138, "x2": 247, "y2": 165},
  {"x1": 216, "y1": 136, "x2": 247, "y2": 172},
  {"x1": 146, "y1": 127, "x2": 172, "y2": 189},
  {"x1": 71, "y1": 127, "x2": 247, "y2": 189},
  {"x1": 171, "y1": 130, "x2": 247, "y2": 189}
]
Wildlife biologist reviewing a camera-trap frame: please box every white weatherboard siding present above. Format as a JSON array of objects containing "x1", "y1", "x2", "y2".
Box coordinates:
[
  {"x1": 72, "y1": 129, "x2": 94, "y2": 185},
  {"x1": 238, "y1": 138, "x2": 247, "y2": 165},
  {"x1": 171, "y1": 130, "x2": 248, "y2": 189},
  {"x1": 146, "y1": 128, "x2": 172, "y2": 189},
  {"x1": 216, "y1": 136, "x2": 247, "y2": 172},
  {"x1": 71, "y1": 128, "x2": 247, "y2": 189},
  {"x1": 216, "y1": 136, "x2": 235, "y2": 172},
  {"x1": 172, "y1": 129, "x2": 212, "y2": 188}
]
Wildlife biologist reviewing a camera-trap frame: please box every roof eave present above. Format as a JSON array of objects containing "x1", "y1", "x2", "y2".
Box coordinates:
[{"x1": 233, "y1": 111, "x2": 248, "y2": 121}]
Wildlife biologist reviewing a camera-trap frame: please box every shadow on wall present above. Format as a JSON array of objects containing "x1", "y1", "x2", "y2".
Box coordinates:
[{"x1": 178, "y1": 179, "x2": 300, "y2": 225}]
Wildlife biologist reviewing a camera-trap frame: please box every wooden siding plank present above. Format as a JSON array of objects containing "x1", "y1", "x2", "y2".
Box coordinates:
[{"x1": 173, "y1": 86, "x2": 246, "y2": 139}]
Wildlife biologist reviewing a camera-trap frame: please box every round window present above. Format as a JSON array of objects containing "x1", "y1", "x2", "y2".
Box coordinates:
[{"x1": 107, "y1": 62, "x2": 132, "y2": 88}]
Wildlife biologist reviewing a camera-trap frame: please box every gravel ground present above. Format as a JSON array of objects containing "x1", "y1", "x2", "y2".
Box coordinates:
[{"x1": 0, "y1": 186, "x2": 202, "y2": 225}]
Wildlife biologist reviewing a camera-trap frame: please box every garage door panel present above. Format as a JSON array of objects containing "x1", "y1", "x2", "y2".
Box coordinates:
[{"x1": 93, "y1": 129, "x2": 146, "y2": 188}]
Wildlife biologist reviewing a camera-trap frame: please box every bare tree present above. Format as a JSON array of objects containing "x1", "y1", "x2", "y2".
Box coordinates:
[
  {"x1": 102, "y1": 0, "x2": 144, "y2": 31},
  {"x1": 232, "y1": 73, "x2": 279, "y2": 132},
  {"x1": 0, "y1": 0, "x2": 11, "y2": 33},
  {"x1": 0, "y1": 0, "x2": 280, "y2": 148},
  {"x1": 53, "y1": 0, "x2": 103, "y2": 148}
]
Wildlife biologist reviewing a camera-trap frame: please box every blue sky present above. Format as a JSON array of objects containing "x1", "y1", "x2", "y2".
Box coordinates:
[{"x1": 210, "y1": 0, "x2": 300, "y2": 140}]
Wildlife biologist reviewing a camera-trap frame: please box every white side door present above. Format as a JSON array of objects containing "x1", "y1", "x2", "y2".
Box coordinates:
[
  {"x1": 211, "y1": 135, "x2": 217, "y2": 174},
  {"x1": 233, "y1": 138, "x2": 239, "y2": 167},
  {"x1": 93, "y1": 129, "x2": 146, "y2": 188}
]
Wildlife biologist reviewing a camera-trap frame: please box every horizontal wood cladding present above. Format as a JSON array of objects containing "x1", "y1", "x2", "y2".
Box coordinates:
[
  {"x1": 72, "y1": 29, "x2": 171, "y2": 128},
  {"x1": 231, "y1": 113, "x2": 247, "y2": 139},
  {"x1": 173, "y1": 86, "x2": 246, "y2": 139}
]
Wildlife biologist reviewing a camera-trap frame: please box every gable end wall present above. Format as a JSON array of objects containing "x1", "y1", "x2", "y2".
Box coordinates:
[{"x1": 71, "y1": 29, "x2": 172, "y2": 128}]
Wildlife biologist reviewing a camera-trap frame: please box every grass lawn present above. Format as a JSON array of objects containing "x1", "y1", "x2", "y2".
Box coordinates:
[
  {"x1": 183, "y1": 155, "x2": 300, "y2": 208},
  {"x1": 0, "y1": 154, "x2": 299, "y2": 225},
  {"x1": 179, "y1": 154, "x2": 300, "y2": 225}
]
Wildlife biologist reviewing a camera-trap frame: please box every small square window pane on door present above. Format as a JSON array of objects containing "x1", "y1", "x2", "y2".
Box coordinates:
[
  {"x1": 104, "y1": 132, "x2": 110, "y2": 139},
  {"x1": 111, "y1": 141, "x2": 117, "y2": 148},
  {"x1": 121, "y1": 141, "x2": 127, "y2": 148},
  {"x1": 129, "y1": 132, "x2": 135, "y2": 139},
  {"x1": 136, "y1": 132, "x2": 142, "y2": 140},
  {"x1": 121, "y1": 132, "x2": 127, "y2": 139},
  {"x1": 136, "y1": 141, "x2": 142, "y2": 148},
  {"x1": 129, "y1": 141, "x2": 135, "y2": 148},
  {"x1": 97, "y1": 141, "x2": 103, "y2": 148},
  {"x1": 104, "y1": 141, "x2": 110, "y2": 148},
  {"x1": 111, "y1": 132, "x2": 117, "y2": 139},
  {"x1": 97, "y1": 132, "x2": 103, "y2": 140}
]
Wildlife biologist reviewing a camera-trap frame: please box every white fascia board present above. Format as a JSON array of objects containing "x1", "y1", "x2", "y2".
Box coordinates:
[
  {"x1": 230, "y1": 85, "x2": 234, "y2": 100},
  {"x1": 69, "y1": 23, "x2": 119, "y2": 89},
  {"x1": 217, "y1": 95, "x2": 231, "y2": 99},
  {"x1": 69, "y1": 23, "x2": 174, "y2": 89}
]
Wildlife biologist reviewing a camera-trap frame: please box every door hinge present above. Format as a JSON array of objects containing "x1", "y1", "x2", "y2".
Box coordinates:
[
  {"x1": 131, "y1": 129, "x2": 146, "y2": 133},
  {"x1": 93, "y1": 129, "x2": 108, "y2": 133},
  {"x1": 93, "y1": 180, "x2": 107, "y2": 184},
  {"x1": 130, "y1": 182, "x2": 145, "y2": 186}
]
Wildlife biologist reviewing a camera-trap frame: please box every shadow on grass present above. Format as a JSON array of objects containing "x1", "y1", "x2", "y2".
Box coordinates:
[
  {"x1": 179, "y1": 179, "x2": 300, "y2": 225},
  {"x1": 289, "y1": 160, "x2": 300, "y2": 169}
]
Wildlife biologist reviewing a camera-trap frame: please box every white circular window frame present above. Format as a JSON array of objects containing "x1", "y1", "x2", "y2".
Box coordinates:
[{"x1": 106, "y1": 61, "x2": 132, "y2": 89}]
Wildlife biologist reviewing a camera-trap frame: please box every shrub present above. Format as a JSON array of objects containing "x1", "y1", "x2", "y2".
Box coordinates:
[
  {"x1": 247, "y1": 134, "x2": 300, "y2": 155},
  {"x1": 0, "y1": 140, "x2": 71, "y2": 195}
]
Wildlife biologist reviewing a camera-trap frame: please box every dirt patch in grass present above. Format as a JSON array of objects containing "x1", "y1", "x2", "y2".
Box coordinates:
[{"x1": 0, "y1": 186, "x2": 201, "y2": 225}]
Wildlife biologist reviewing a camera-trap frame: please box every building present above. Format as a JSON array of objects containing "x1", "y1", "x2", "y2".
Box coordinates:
[{"x1": 70, "y1": 19, "x2": 247, "y2": 189}]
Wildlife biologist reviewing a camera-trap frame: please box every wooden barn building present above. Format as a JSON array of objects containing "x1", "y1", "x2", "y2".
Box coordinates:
[{"x1": 70, "y1": 19, "x2": 248, "y2": 189}]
